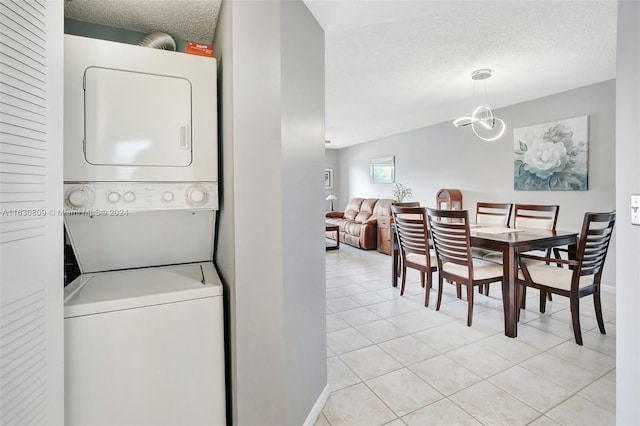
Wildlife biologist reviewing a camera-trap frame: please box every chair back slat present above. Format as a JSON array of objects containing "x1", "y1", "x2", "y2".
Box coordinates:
[
  {"x1": 426, "y1": 209, "x2": 471, "y2": 267},
  {"x1": 392, "y1": 206, "x2": 429, "y2": 257},
  {"x1": 392, "y1": 201, "x2": 420, "y2": 207},
  {"x1": 476, "y1": 202, "x2": 513, "y2": 227},
  {"x1": 514, "y1": 204, "x2": 559, "y2": 230},
  {"x1": 576, "y1": 212, "x2": 615, "y2": 278}
]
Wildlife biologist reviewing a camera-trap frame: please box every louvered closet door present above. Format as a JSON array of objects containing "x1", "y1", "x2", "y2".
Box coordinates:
[{"x1": 0, "y1": 1, "x2": 64, "y2": 425}]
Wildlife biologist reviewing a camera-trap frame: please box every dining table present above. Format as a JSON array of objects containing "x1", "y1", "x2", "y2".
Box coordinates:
[{"x1": 391, "y1": 225, "x2": 578, "y2": 338}]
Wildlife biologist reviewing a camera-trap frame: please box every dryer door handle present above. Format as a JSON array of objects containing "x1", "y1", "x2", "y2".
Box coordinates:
[{"x1": 179, "y1": 125, "x2": 191, "y2": 149}]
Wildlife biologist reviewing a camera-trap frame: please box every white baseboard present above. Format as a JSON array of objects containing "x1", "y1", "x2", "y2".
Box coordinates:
[
  {"x1": 303, "y1": 384, "x2": 330, "y2": 426},
  {"x1": 601, "y1": 284, "x2": 616, "y2": 293}
]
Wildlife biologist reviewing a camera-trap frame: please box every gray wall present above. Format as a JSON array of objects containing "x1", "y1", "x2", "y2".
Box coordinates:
[
  {"x1": 214, "y1": 1, "x2": 326, "y2": 425},
  {"x1": 281, "y1": 3, "x2": 327, "y2": 422},
  {"x1": 325, "y1": 149, "x2": 339, "y2": 209},
  {"x1": 334, "y1": 80, "x2": 616, "y2": 287},
  {"x1": 615, "y1": 1, "x2": 640, "y2": 423}
]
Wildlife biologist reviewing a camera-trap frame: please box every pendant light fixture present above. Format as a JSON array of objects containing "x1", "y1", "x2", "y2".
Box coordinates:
[{"x1": 453, "y1": 69, "x2": 506, "y2": 142}]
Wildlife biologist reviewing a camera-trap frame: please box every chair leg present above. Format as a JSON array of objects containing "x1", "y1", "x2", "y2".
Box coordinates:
[
  {"x1": 521, "y1": 286, "x2": 527, "y2": 309},
  {"x1": 400, "y1": 265, "x2": 407, "y2": 296},
  {"x1": 548, "y1": 293, "x2": 553, "y2": 301},
  {"x1": 570, "y1": 294, "x2": 583, "y2": 345},
  {"x1": 456, "y1": 282, "x2": 462, "y2": 299},
  {"x1": 516, "y1": 284, "x2": 524, "y2": 322},
  {"x1": 593, "y1": 290, "x2": 606, "y2": 335},
  {"x1": 539, "y1": 289, "x2": 547, "y2": 313},
  {"x1": 420, "y1": 272, "x2": 425, "y2": 288},
  {"x1": 483, "y1": 283, "x2": 490, "y2": 296},
  {"x1": 424, "y1": 272, "x2": 431, "y2": 307},
  {"x1": 436, "y1": 275, "x2": 444, "y2": 311},
  {"x1": 466, "y1": 283, "x2": 474, "y2": 327}
]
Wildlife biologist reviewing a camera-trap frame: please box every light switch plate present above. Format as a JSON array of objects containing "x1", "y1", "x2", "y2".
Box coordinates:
[{"x1": 632, "y1": 194, "x2": 640, "y2": 225}]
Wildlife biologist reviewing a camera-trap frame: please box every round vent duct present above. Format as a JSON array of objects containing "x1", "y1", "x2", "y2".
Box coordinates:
[{"x1": 138, "y1": 32, "x2": 176, "y2": 51}]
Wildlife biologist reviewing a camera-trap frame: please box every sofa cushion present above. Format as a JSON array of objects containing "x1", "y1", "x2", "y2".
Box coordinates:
[
  {"x1": 325, "y1": 217, "x2": 346, "y2": 230},
  {"x1": 373, "y1": 199, "x2": 394, "y2": 218},
  {"x1": 361, "y1": 198, "x2": 378, "y2": 214},
  {"x1": 344, "y1": 210, "x2": 358, "y2": 220},
  {"x1": 344, "y1": 221, "x2": 363, "y2": 236},
  {"x1": 354, "y1": 211, "x2": 372, "y2": 223},
  {"x1": 344, "y1": 198, "x2": 364, "y2": 220}
]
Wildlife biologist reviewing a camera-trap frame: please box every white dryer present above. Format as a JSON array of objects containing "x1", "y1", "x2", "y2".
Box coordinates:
[
  {"x1": 64, "y1": 34, "x2": 217, "y2": 183},
  {"x1": 64, "y1": 262, "x2": 226, "y2": 426}
]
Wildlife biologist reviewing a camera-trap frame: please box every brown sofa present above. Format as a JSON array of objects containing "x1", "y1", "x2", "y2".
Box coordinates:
[{"x1": 326, "y1": 198, "x2": 394, "y2": 250}]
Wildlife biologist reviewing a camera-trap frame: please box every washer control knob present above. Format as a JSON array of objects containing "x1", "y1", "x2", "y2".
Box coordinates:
[
  {"x1": 67, "y1": 188, "x2": 90, "y2": 208},
  {"x1": 123, "y1": 191, "x2": 136, "y2": 203},
  {"x1": 108, "y1": 192, "x2": 121, "y2": 203},
  {"x1": 162, "y1": 191, "x2": 174, "y2": 202},
  {"x1": 190, "y1": 190, "x2": 205, "y2": 203},
  {"x1": 186, "y1": 186, "x2": 208, "y2": 207}
]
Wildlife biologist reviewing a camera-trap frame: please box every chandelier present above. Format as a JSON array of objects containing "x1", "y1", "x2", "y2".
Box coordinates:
[{"x1": 453, "y1": 69, "x2": 506, "y2": 142}]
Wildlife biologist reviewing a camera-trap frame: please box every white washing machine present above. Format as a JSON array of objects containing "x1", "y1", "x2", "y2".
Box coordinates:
[{"x1": 64, "y1": 262, "x2": 226, "y2": 426}]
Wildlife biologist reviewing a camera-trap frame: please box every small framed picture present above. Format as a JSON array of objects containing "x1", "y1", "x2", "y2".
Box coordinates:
[
  {"x1": 324, "y1": 169, "x2": 334, "y2": 189},
  {"x1": 370, "y1": 156, "x2": 395, "y2": 184}
]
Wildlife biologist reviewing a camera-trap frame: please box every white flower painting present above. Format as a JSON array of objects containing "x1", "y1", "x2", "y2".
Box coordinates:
[{"x1": 514, "y1": 116, "x2": 588, "y2": 191}]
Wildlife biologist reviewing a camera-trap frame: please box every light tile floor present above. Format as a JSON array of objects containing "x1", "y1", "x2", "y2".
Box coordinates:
[{"x1": 317, "y1": 245, "x2": 616, "y2": 426}]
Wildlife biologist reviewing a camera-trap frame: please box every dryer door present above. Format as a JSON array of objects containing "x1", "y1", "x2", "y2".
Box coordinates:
[{"x1": 84, "y1": 67, "x2": 192, "y2": 167}]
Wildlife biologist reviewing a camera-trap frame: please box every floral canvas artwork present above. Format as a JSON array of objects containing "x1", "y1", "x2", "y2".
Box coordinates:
[{"x1": 514, "y1": 116, "x2": 588, "y2": 191}]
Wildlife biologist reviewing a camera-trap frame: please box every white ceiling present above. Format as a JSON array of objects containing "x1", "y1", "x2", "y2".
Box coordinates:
[{"x1": 64, "y1": 0, "x2": 618, "y2": 150}]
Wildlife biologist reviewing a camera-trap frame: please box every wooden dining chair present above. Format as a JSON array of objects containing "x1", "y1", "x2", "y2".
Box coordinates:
[
  {"x1": 474, "y1": 202, "x2": 513, "y2": 294},
  {"x1": 517, "y1": 211, "x2": 616, "y2": 345},
  {"x1": 391, "y1": 205, "x2": 437, "y2": 307},
  {"x1": 426, "y1": 208, "x2": 504, "y2": 326},
  {"x1": 482, "y1": 204, "x2": 559, "y2": 297},
  {"x1": 391, "y1": 202, "x2": 421, "y2": 282},
  {"x1": 476, "y1": 202, "x2": 513, "y2": 226}
]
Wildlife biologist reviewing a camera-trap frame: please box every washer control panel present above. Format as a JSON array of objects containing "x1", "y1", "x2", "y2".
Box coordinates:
[{"x1": 64, "y1": 182, "x2": 218, "y2": 211}]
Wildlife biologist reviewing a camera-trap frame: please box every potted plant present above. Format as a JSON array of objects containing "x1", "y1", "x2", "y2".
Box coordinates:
[{"x1": 392, "y1": 183, "x2": 412, "y2": 203}]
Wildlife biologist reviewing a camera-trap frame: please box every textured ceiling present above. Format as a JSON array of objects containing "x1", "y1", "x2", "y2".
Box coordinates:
[
  {"x1": 64, "y1": 0, "x2": 221, "y2": 45},
  {"x1": 64, "y1": 0, "x2": 618, "y2": 150},
  {"x1": 305, "y1": 0, "x2": 618, "y2": 149}
]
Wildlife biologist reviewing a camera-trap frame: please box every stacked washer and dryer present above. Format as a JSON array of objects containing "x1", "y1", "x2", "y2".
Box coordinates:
[{"x1": 63, "y1": 35, "x2": 225, "y2": 425}]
